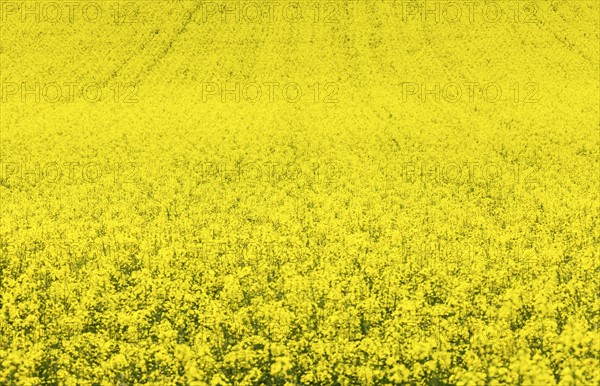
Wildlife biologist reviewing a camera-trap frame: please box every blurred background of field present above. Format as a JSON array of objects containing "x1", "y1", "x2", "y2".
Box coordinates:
[{"x1": 0, "y1": 1, "x2": 598, "y2": 384}]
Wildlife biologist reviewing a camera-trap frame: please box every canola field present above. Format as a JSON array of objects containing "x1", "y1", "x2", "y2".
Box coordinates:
[{"x1": 0, "y1": 1, "x2": 599, "y2": 384}]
